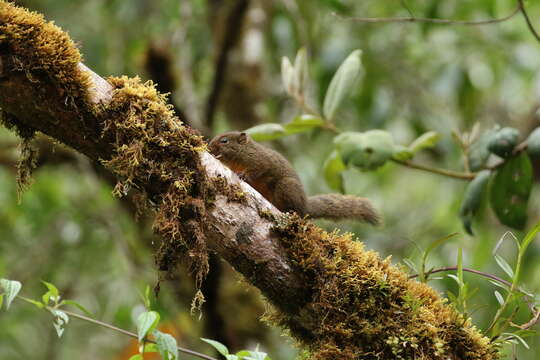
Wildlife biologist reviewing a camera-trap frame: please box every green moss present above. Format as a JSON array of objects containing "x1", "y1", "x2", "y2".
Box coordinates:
[
  {"x1": 266, "y1": 214, "x2": 498, "y2": 360},
  {"x1": 101, "y1": 75, "x2": 210, "y2": 294},
  {"x1": 0, "y1": 1, "x2": 92, "y2": 105}
]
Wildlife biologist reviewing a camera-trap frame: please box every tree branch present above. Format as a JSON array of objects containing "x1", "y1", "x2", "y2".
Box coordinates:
[{"x1": 0, "y1": 2, "x2": 498, "y2": 358}]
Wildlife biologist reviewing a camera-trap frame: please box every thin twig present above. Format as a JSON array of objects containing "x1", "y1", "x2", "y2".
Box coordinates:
[
  {"x1": 518, "y1": 0, "x2": 540, "y2": 44},
  {"x1": 334, "y1": 4, "x2": 521, "y2": 25},
  {"x1": 391, "y1": 159, "x2": 475, "y2": 180},
  {"x1": 59, "y1": 309, "x2": 219, "y2": 360},
  {"x1": 409, "y1": 266, "x2": 513, "y2": 288}
]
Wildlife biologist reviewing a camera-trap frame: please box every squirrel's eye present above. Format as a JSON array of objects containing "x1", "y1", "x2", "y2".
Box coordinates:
[{"x1": 220, "y1": 137, "x2": 229, "y2": 144}]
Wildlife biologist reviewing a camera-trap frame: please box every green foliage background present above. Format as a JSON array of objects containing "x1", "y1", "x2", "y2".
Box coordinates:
[{"x1": 1, "y1": 0, "x2": 540, "y2": 359}]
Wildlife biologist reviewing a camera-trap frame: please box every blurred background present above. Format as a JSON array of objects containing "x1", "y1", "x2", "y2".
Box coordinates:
[{"x1": 1, "y1": 0, "x2": 540, "y2": 359}]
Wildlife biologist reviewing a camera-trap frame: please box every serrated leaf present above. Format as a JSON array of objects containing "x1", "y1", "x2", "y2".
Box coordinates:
[
  {"x1": 136, "y1": 311, "x2": 160, "y2": 341},
  {"x1": 494, "y1": 290, "x2": 504, "y2": 305},
  {"x1": 323, "y1": 150, "x2": 345, "y2": 192},
  {"x1": 154, "y1": 330, "x2": 178, "y2": 360},
  {"x1": 408, "y1": 131, "x2": 440, "y2": 154},
  {"x1": 284, "y1": 114, "x2": 324, "y2": 134},
  {"x1": 62, "y1": 300, "x2": 93, "y2": 317},
  {"x1": 490, "y1": 153, "x2": 533, "y2": 230},
  {"x1": 459, "y1": 170, "x2": 491, "y2": 235},
  {"x1": 245, "y1": 123, "x2": 287, "y2": 141},
  {"x1": 323, "y1": 49, "x2": 363, "y2": 121},
  {"x1": 493, "y1": 254, "x2": 514, "y2": 279},
  {"x1": 0, "y1": 279, "x2": 21, "y2": 310},
  {"x1": 201, "y1": 338, "x2": 230, "y2": 356},
  {"x1": 281, "y1": 57, "x2": 294, "y2": 95}
]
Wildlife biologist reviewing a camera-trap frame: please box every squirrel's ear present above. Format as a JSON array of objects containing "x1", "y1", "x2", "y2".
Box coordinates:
[{"x1": 238, "y1": 132, "x2": 248, "y2": 144}]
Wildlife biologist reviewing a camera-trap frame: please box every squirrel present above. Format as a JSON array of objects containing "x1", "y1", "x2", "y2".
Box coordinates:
[{"x1": 208, "y1": 131, "x2": 380, "y2": 225}]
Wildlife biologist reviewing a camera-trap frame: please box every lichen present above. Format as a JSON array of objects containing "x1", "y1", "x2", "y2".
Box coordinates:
[{"x1": 266, "y1": 214, "x2": 498, "y2": 360}]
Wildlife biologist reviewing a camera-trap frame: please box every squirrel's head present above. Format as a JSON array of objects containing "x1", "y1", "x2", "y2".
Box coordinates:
[{"x1": 208, "y1": 131, "x2": 250, "y2": 161}]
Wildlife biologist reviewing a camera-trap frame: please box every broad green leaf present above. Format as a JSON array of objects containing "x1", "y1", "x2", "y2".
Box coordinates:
[
  {"x1": 459, "y1": 170, "x2": 491, "y2": 235},
  {"x1": 490, "y1": 153, "x2": 533, "y2": 229},
  {"x1": 0, "y1": 279, "x2": 21, "y2": 310},
  {"x1": 245, "y1": 124, "x2": 287, "y2": 141},
  {"x1": 140, "y1": 343, "x2": 159, "y2": 353},
  {"x1": 493, "y1": 254, "x2": 514, "y2": 279},
  {"x1": 281, "y1": 56, "x2": 294, "y2": 95},
  {"x1": 526, "y1": 127, "x2": 540, "y2": 157},
  {"x1": 293, "y1": 47, "x2": 309, "y2": 97},
  {"x1": 136, "y1": 311, "x2": 160, "y2": 341},
  {"x1": 323, "y1": 150, "x2": 345, "y2": 192},
  {"x1": 128, "y1": 355, "x2": 143, "y2": 360},
  {"x1": 154, "y1": 330, "x2": 178, "y2": 360},
  {"x1": 334, "y1": 130, "x2": 394, "y2": 170},
  {"x1": 243, "y1": 350, "x2": 268, "y2": 360},
  {"x1": 408, "y1": 131, "x2": 440, "y2": 154},
  {"x1": 201, "y1": 338, "x2": 230, "y2": 356},
  {"x1": 323, "y1": 49, "x2": 363, "y2": 121},
  {"x1": 284, "y1": 114, "x2": 324, "y2": 134}
]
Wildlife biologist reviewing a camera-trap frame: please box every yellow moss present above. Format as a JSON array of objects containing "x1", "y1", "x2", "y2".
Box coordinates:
[
  {"x1": 266, "y1": 215, "x2": 498, "y2": 360},
  {"x1": 0, "y1": 0, "x2": 92, "y2": 104}
]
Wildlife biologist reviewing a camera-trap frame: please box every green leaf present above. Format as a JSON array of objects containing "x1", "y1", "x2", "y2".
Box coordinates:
[
  {"x1": 154, "y1": 330, "x2": 178, "y2": 360},
  {"x1": 62, "y1": 299, "x2": 93, "y2": 317},
  {"x1": 459, "y1": 170, "x2": 491, "y2": 235},
  {"x1": 0, "y1": 279, "x2": 21, "y2": 310},
  {"x1": 284, "y1": 114, "x2": 324, "y2": 134},
  {"x1": 494, "y1": 290, "x2": 504, "y2": 305},
  {"x1": 487, "y1": 127, "x2": 520, "y2": 158},
  {"x1": 468, "y1": 126, "x2": 499, "y2": 171},
  {"x1": 128, "y1": 355, "x2": 143, "y2": 360},
  {"x1": 50, "y1": 309, "x2": 69, "y2": 338},
  {"x1": 281, "y1": 56, "x2": 294, "y2": 95},
  {"x1": 136, "y1": 311, "x2": 160, "y2": 341},
  {"x1": 323, "y1": 150, "x2": 345, "y2": 192},
  {"x1": 201, "y1": 338, "x2": 230, "y2": 356},
  {"x1": 526, "y1": 127, "x2": 540, "y2": 157},
  {"x1": 323, "y1": 49, "x2": 363, "y2": 121},
  {"x1": 245, "y1": 123, "x2": 287, "y2": 141},
  {"x1": 408, "y1": 131, "x2": 440, "y2": 154},
  {"x1": 493, "y1": 254, "x2": 514, "y2": 279},
  {"x1": 292, "y1": 47, "x2": 309, "y2": 97},
  {"x1": 490, "y1": 153, "x2": 533, "y2": 230},
  {"x1": 19, "y1": 296, "x2": 44, "y2": 309},
  {"x1": 334, "y1": 130, "x2": 394, "y2": 170},
  {"x1": 41, "y1": 280, "x2": 60, "y2": 305},
  {"x1": 391, "y1": 145, "x2": 414, "y2": 161}
]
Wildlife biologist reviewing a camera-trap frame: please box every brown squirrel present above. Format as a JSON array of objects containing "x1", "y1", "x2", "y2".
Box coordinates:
[{"x1": 208, "y1": 131, "x2": 380, "y2": 225}]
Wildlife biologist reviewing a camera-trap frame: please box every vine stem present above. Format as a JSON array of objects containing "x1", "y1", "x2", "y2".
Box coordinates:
[
  {"x1": 16, "y1": 295, "x2": 219, "y2": 360},
  {"x1": 59, "y1": 309, "x2": 219, "y2": 360},
  {"x1": 391, "y1": 159, "x2": 475, "y2": 180},
  {"x1": 333, "y1": 3, "x2": 521, "y2": 25}
]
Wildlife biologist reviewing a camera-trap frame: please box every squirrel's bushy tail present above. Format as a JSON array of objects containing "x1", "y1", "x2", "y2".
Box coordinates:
[{"x1": 306, "y1": 194, "x2": 381, "y2": 225}]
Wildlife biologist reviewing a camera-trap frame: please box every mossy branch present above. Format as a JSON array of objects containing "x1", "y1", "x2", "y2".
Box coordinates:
[{"x1": 0, "y1": 2, "x2": 498, "y2": 359}]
